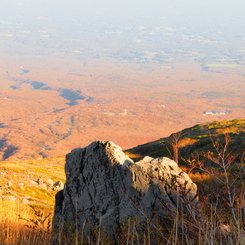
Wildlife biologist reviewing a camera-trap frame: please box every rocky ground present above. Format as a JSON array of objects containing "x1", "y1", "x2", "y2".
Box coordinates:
[{"x1": 0, "y1": 157, "x2": 66, "y2": 208}]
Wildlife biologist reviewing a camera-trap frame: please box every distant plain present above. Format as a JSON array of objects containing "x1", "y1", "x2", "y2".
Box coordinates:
[{"x1": 0, "y1": 1, "x2": 244, "y2": 160}]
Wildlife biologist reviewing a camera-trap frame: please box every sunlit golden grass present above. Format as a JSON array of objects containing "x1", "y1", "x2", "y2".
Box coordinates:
[
  {"x1": 216, "y1": 127, "x2": 241, "y2": 134},
  {"x1": 0, "y1": 157, "x2": 66, "y2": 178},
  {"x1": 0, "y1": 157, "x2": 65, "y2": 244},
  {"x1": 124, "y1": 151, "x2": 142, "y2": 160},
  {"x1": 11, "y1": 186, "x2": 54, "y2": 206},
  {"x1": 0, "y1": 201, "x2": 52, "y2": 245},
  {"x1": 0, "y1": 163, "x2": 27, "y2": 173},
  {"x1": 1, "y1": 139, "x2": 244, "y2": 244},
  {"x1": 0, "y1": 157, "x2": 66, "y2": 210},
  {"x1": 178, "y1": 137, "x2": 199, "y2": 148},
  {"x1": 180, "y1": 166, "x2": 212, "y2": 182},
  {"x1": 1, "y1": 169, "x2": 244, "y2": 245}
]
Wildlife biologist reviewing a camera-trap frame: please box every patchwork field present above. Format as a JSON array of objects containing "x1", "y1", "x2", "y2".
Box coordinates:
[
  {"x1": 0, "y1": 15, "x2": 244, "y2": 160},
  {"x1": 0, "y1": 56, "x2": 244, "y2": 160}
]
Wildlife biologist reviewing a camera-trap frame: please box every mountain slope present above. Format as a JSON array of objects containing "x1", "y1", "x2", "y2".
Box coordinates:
[
  {"x1": 1, "y1": 119, "x2": 244, "y2": 209},
  {"x1": 0, "y1": 157, "x2": 66, "y2": 209},
  {"x1": 125, "y1": 119, "x2": 245, "y2": 164}
]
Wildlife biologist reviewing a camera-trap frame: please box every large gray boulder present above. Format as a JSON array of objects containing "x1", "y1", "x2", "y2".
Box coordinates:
[{"x1": 52, "y1": 141, "x2": 198, "y2": 244}]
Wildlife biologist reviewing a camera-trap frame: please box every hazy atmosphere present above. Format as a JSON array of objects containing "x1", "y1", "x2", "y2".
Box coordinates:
[
  {"x1": 0, "y1": 0, "x2": 244, "y2": 160},
  {"x1": 0, "y1": 2, "x2": 245, "y2": 245}
]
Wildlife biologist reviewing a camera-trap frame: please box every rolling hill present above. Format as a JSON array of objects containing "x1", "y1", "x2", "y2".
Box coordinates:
[
  {"x1": 1, "y1": 118, "x2": 244, "y2": 210},
  {"x1": 0, "y1": 118, "x2": 244, "y2": 244},
  {"x1": 126, "y1": 119, "x2": 245, "y2": 165}
]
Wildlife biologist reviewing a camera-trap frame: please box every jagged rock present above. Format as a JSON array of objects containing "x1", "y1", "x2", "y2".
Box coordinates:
[
  {"x1": 47, "y1": 179, "x2": 54, "y2": 187},
  {"x1": 30, "y1": 180, "x2": 38, "y2": 186},
  {"x1": 36, "y1": 178, "x2": 47, "y2": 189},
  {"x1": 52, "y1": 141, "x2": 198, "y2": 244},
  {"x1": 53, "y1": 180, "x2": 63, "y2": 190}
]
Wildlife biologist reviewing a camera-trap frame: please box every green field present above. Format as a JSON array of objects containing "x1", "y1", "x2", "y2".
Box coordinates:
[{"x1": 206, "y1": 63, "x2": 238, "y2": 67}]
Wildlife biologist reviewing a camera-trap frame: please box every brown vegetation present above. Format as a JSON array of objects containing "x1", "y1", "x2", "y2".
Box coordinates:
[
  {"x1": 0, "y1": 133, "x2": 244, "y2": 244},
  {"x1": 0, "y1": 202, "x2": 52, "y2": 245},
  {"x1": 0, "y1": 58, "x2": 244, "y2": 161}
]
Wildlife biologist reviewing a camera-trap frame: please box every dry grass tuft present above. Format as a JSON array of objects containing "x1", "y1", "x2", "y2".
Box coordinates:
[
  {"x1": 0, "y1": 201, "x2": 52, "y2": 245},
  {"x1": 124, "y1": 151, "x2": 142, "y2": 160}
]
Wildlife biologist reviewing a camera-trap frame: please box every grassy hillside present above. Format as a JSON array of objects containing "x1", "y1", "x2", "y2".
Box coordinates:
[
  {"x1": 125, "y1": 119, "x2": 245, "y2": 165},
  {"x1": 0, "y1": 157, "x2": 66, "y2": 244},
  {"x1": 1, "y1": 118, "x2": 244, "y2": 210},
  {"x1": 0, "y1": 119, "x2": 244, "y2": 244},
  {"x1": 0, "y1": 157, "x2": 66, "y2": 209}
]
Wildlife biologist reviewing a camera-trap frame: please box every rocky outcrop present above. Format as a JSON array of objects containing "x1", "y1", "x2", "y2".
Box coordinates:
[{"x1": 52, "y1": 141, "x2": 198, "y2": 244}]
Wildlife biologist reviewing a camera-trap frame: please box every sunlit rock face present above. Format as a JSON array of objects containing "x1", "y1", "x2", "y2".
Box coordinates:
[{"x1": 52, "y1": 141, "x2": 197, "y2": 244}]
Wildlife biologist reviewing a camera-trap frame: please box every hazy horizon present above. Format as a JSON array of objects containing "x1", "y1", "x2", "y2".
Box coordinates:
[
  {"x1": 1, "y1": 0, "x2": 244, "y2": 60},
  {"x1": 0, "y1": 0, "x2": 244, "y2": 160},
  {"x1": 1, "y1": 0, "x2": 244, "y2": 27}
]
